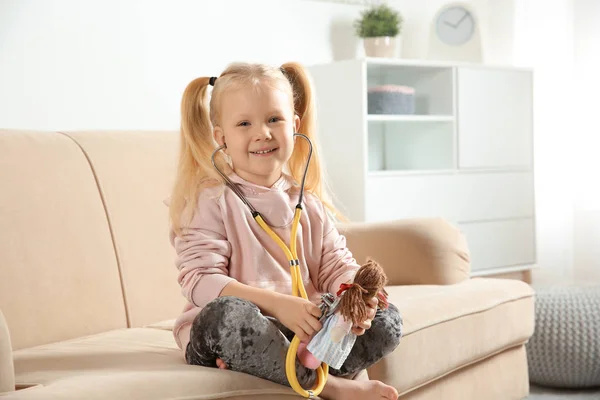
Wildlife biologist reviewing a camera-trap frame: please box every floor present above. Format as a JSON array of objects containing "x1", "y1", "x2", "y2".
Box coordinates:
[{"x1": 528, "y1": 385, "x2": 600, "y2": 399}]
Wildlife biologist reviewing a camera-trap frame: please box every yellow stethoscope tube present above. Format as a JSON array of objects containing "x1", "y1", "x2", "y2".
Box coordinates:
[
  {"x1": 255, "y1": 207, "x2": 328, "y2": 399},
  {"x1": 211, "y1": 133, "x2": 327, "y2": 398}
]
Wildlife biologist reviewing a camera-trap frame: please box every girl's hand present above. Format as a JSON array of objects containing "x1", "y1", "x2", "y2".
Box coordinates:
[
  {"x1": 351, "y1": 296, "x2": 378, "y2": 336},
  {"x1": 274, "y1": 295, "x2": 323, "y2": 342}
]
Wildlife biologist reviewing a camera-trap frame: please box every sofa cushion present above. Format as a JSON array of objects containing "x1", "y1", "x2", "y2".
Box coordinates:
[
  {"x1": 0, "y1": 130, "x2": 127, "y2": 350},
  {"x1": 11, "y1": 328, "x2": 304, "y2": 400},
  {"x1": 10, "y1": 277, "x2": 534, "y2": 399},
  {"x1": 368, "y1": 277, "x2": 535, "y2": 393}
]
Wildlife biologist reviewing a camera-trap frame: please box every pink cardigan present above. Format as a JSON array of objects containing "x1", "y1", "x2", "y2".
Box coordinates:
[{"x1": 169, "y1": 172, "x2": 361, "y2": 351}]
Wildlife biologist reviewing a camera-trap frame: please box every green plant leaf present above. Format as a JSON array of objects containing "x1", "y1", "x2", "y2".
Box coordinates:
[{"x1": 354, "y1": 4, "x2": 403, "y2": 38}]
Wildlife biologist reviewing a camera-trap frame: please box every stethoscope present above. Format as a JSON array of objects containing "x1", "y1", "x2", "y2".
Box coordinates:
[{"x1": 210, "y1": 133, "x2": 331, "y2": 399}]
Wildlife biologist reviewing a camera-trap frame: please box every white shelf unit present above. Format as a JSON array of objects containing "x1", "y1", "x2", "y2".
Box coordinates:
[{"x1": 308, "y1": 58, "x2": 536, "y2": 275}]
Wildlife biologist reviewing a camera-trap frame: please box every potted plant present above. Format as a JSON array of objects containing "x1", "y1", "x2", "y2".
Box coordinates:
[{"x1": 354, "y1": 3, "x2": 403, "y2": 58}]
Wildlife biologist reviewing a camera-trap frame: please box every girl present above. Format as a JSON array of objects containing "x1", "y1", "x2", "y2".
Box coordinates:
[{"x1": 168, "y1": 62, "x2": 403, "y2": 400}]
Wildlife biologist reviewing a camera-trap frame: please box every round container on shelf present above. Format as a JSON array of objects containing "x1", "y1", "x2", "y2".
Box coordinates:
[
  {"x1": 363, "y1": 36, "x2": 398, "y2": 58},
  {"x1": 368, "y1": 85, "x2": 416, "y2": 115}
]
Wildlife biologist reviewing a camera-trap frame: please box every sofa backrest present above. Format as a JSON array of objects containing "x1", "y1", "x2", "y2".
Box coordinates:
[
  {"x1": 62, "y1": 131, "x2": 184, "y2": 328},
  {"x1": 0, "y1": 130, "x2": 128, "y2": 350},
  {"x1": 0, "y1": 129, "x2": 470, "y2": 351}
]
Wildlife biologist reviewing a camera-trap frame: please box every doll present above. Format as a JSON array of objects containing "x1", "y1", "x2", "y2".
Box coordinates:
[{"x1": 297, "y1": 258, "x2": 390, "y2": 370}]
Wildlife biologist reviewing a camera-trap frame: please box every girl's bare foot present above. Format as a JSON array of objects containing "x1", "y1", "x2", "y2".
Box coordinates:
[
  {"x1": 320, "y1": 374, "x2": 398, "y2": 400},
  {"x1": 297, "y1": 341, "x2": 321, "y2": 370},
  {"x1": 216, "y1": 358, "x2": 228, "y2": 369}
]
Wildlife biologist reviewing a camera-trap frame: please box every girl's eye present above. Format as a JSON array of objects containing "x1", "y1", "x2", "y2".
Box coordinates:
[
  {"x1": 269, "y1": 117, "x2": 282, "y2": 123},
  {"x1": 238, "y1": 121, "x2": 250, "y2": 127}
]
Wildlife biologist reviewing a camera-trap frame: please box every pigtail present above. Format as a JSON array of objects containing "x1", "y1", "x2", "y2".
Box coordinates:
[
  {"x1": 169, "y1": 77, "x2": 231, "y2": 236},
  {"x1": 337, "y1": 259, "x2": 389, "y2": 326},
  {"x1": 281, "y1": 62, "x2": 347, "y2": 222}
]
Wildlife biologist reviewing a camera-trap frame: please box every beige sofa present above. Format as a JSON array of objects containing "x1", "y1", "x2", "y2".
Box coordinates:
[{"x1": 0, "y1": 129, "x2": 535, "y2": 399}]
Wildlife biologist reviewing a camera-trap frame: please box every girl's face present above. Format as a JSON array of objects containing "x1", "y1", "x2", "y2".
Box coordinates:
[{"x1": 214, "y1": 83, "x2": 299, "y2": 187}]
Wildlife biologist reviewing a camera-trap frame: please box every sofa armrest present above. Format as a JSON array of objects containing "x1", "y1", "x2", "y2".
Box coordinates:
[
  {"x1": 336, "y1": 218, "x2": 471, "y2": 286},
  {"x1": 0, "y1": 309, "x2": 15, "y2": 394}
]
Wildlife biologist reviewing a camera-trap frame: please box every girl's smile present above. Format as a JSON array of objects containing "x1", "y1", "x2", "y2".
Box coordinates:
[{"x1": 250, "y1": 147, "x2": 279, "y2": 156}]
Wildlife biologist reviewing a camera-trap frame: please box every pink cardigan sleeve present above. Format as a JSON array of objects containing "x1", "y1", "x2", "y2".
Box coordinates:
[
  {"x1": 170, "y1": 193, "x2": 235, "y2": 308},
  {"x1": 316, "y1": 203, "x2": 361, "y2": 295}
]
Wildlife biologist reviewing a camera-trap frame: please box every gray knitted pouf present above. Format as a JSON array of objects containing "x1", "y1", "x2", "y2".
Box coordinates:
[{"x1": 526, "y1": 284, "x2": 600, "y2": 388}]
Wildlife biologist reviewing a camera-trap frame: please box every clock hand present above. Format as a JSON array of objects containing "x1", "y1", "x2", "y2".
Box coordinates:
[
  {"x1": 444, "y1": 20, "x2": 457, "y2": 28},
  {"x1": 455, "y1": 11, "x2": 469, "y2": 27}
]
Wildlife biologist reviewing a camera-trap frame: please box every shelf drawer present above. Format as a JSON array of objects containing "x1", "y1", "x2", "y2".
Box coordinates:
[
  {"x1": 365, "y1": 174, "x2": 458, "y2": 222},
  {"x1": 459, "y1": 218, "x2": 536, "y2": 272},
  {"x1": 365, "y1": 171, "x2": 534, "y2": 223},
  {"x1": 456, "y1": 171, "x2": 534, "y2": 222}
]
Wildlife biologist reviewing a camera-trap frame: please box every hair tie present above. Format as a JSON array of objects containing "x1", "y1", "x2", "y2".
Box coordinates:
[
  {"x1": 336, "y1": 282, "x2": 367, "y2": 297},
  {"x1": 209, "y1": 76, "x2": 217, "y2": 86}
]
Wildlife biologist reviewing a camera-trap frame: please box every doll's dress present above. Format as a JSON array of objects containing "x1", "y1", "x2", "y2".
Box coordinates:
[{"x1": 306, "y1": 312, "x2": 356, "y2": 369}]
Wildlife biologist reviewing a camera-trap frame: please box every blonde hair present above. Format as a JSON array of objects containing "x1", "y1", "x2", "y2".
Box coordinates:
[{"x1": 169, "y1": 62, "x2": 344, "y2": 236}]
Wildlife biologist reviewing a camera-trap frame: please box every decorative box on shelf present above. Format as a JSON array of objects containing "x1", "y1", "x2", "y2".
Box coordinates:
[{"x1": 368, "y1": 85, "x2": 416, "y2": 115}]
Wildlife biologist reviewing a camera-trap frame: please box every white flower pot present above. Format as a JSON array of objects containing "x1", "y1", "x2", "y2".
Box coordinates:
[{"x1": 363, "y1": 36, "x2": 401, "y2": 58}]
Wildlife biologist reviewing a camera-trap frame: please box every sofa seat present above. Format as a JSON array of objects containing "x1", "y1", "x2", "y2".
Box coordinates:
[
  {"x1": 373, "y1": 278, "x2": 535, "y2": 396},
  {"x1": 5, "y1": 278, "x2": 534, "y2": 400},
  {"x1": 9, "y1": 328, "x2": 299, "y2": 400}
]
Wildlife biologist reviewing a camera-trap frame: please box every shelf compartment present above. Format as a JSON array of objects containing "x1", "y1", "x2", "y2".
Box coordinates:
[
  {"x1": 367, "y1": 63, "x2": 453, "y2": 116},
  {"x1": 368, "y1": 120, "x2": 454, "y2": 172}
]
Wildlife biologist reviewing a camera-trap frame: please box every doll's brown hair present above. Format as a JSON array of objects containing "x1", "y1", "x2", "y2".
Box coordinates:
[{"x1": 337, "y1": 259, "x2": 389, "y2": 326}]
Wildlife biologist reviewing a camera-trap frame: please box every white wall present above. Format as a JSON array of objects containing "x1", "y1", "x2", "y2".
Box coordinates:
[
  {"x1": 0, "y1": 0, "x2": 502, "y2": 130},
  {"x1": 0, "y1": 0, "x2": 355, "y2": 130},
  {"x1": 573, "y1": 209, "x2": 600, "y2": 282},
  {"x1": 511, "y1": 0, "x2": 576, "y2": 283},
  {"x1": 572, "y1": 0, "x2": 600, "y2": 281},
  {"x1": 573, "y1": 0, "x2": 600, "y2": 211}
]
